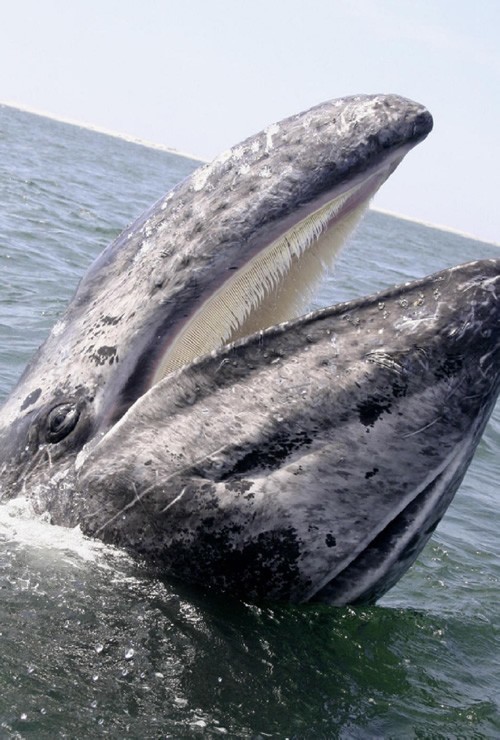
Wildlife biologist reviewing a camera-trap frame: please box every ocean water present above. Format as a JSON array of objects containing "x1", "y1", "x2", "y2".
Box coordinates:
[{"x1": 0, "y1": 103, "x2": 499, "y2": 738}]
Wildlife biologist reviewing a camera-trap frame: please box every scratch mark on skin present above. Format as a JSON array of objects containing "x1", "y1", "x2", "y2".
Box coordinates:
[
  {"x1": 402, "y1": 417, "x2": 441, "y2": 438},
  {"x1": 161, "y1": 486, "x2": 187, "y2": 513},
  {"x1": 89, "y1": 444, "x2": 229, "y2": 535}
]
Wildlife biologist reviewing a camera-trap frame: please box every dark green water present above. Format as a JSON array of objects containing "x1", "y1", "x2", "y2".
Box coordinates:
[{"x1": 0, "y1": 104, "x2": 499, "y2": 738}]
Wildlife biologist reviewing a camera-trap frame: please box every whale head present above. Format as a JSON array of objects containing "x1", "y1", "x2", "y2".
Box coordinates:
[{"x1": 2, "y1": 94, "x2": 495, "y2": 604}]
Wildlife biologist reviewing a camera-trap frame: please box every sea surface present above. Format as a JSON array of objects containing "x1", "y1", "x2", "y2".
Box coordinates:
[{"x1": 0, "y1": 103, "x2": 499, "y2": 739}]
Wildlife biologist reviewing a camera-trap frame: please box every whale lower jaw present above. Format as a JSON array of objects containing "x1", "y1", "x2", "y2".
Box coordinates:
[
  {"x1": 76, "y1": 258, "x2": 500, "y2": 605},
  {"x1": 314, "y1": 429, "x2": 479, "y2": 604}
]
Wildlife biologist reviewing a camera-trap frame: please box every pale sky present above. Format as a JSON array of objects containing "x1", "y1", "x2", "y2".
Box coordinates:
[{"x1": 2, "y1": 0, "x2": 499, "y2": 244}]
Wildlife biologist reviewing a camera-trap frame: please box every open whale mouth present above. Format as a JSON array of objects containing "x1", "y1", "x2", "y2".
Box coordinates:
[{"x1": 150, "y1": 154, "x2": 405, "y2": 384}]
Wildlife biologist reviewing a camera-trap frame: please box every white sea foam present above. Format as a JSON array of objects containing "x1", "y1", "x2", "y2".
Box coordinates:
[{"x1": 0, "y1": 496, "x2": 128, "y2": 568}]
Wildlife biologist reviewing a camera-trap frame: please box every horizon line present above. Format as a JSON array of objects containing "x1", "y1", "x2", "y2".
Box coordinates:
[
  {"x1": 371, "y1": 207, "x2": 500, "y2": 248},
  {"x1": 2, "y1": 100, "x2": 498, "y2": 249},
  {"x1": 0, "y1": 100, "x2": 205, "y2": 163}
]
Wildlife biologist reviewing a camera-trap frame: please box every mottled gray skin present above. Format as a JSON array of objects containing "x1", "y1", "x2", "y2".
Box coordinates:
[
  {"x1": 78, "y1": 260, "x2": 500, "y2": 603},
  {"x1": 2, "y1": 94, "x2": 494, "y2": 605}
]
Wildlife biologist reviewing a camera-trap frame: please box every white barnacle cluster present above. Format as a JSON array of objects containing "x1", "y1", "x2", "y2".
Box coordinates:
[
  {"x1": 265, "y1": 122, "x2": 280, "y2": 152},
  {"x1": 191, "y1": 148, "x2": 234, "y2": 192},
  {"x1": 160, "y1": 191, "x2": 174, "y2": 211},
  {"x1": 51, "y1": 320, "x2": 67, "y2": 338}
]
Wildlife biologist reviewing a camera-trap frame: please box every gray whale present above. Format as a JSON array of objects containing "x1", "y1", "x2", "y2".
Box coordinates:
[{"x1": 1, "y1": 94, "x2": 498, "y2": 604}]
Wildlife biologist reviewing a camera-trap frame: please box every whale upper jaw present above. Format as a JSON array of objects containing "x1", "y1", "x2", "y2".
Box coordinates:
[{"x1": 0, "y1": 95, "x2": 433, "y2": 442}]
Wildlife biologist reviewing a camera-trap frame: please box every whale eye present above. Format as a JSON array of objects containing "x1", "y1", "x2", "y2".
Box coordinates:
[{"x1": 46, "y1": 403, "x2": 80, "y2": 443}]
